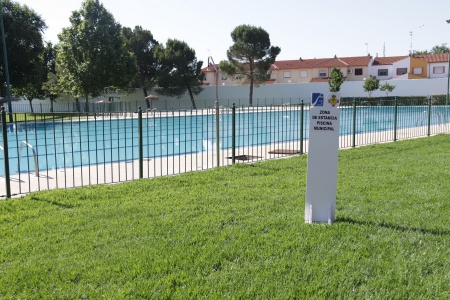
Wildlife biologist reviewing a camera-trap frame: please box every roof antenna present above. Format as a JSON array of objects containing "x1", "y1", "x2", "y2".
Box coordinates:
[{"x1": 409, "y1": 31, "x2": 413, "y2": 55}]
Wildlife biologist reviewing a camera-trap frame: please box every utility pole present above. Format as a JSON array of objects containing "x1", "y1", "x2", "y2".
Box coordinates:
[{"x1": 0, "y1": 2, "x2": 13, "y2": 122}]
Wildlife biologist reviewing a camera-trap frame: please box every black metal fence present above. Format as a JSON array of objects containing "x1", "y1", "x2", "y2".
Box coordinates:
[{"x1": 1, "y1": 98, "x2": 449, "y2": 198}]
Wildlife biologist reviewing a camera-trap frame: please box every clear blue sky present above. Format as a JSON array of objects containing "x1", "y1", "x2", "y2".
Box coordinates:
[{"x1": 16, "y1": 0, "x2": 450, "y2": 63}]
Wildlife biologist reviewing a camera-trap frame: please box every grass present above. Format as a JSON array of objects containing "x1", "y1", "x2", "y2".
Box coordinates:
[
  {"x1": 1, "y1": 135, "x2": 449, "y2": 299},
  {"x1": 7, "y1": 112, "x2": 92, "y2": 122}
]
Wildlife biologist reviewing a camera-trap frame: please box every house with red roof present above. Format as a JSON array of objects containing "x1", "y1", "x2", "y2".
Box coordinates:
[
  {"x1": 269, "y1": 55, "x2": 373, "y2": 83},
  {"x1": 370, "y1": 53, "x2": 449, "y2": 80},
  {"x1": 414, "y1": 53, "x2": 449, "y2": 79},
  {"x1": 201, "y1": 53, "x2": 449, "y2": 86}
]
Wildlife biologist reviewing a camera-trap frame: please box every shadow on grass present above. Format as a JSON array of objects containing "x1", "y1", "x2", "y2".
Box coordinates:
[
  {"x1": 30, "y1": 195, "x2": 76, "y2": 209},
  {"x1": 335, "y1": 216, "x2": 449, "y2": 236},
  {"x1": 12, "y1": 113, "x2": 91, "y2": 123}
]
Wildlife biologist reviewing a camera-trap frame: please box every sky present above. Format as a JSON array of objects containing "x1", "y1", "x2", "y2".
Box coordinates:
[{"x1": 15, "y1": 0, "x2": 450, "y2": 63}]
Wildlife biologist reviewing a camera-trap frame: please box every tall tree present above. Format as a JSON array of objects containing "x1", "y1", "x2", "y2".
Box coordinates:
[
  {"x1": 16, "y1": 43, "x2": 59, "y2": 112},
  {"x1": 42, "y1": 42, "x2": 58, "y2": 112},
  {"x1": 56, "y1": 0, "x2": 137, "y2": 111},
  {"x1": 430, "y1": 43, "x2": 450, "y2": 54},
  {"x1": 415, "y1": 43, "x2": 450, "y2": 55},
  {"x1": 219, "y1": 25, "x2": 280, "y2": 106},
  {"x1": 328, "y1": 67, "x2": 345, "y2": 92},
  {"x1": 154, "y1": 39, "x2": 204, "y2": 109},
  {"x1": 16, "y1": 81, "x2": 45, "y2": 113},
  {"x1": 0, "y1": 0, "x2": 46, "y2": 97},
  {"x1": 122, "y1": 26, "x2": 158, "y2": 109}
]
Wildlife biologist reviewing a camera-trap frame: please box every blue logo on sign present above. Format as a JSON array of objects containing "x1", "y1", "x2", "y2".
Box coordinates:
[{"x1": 312, "y1": 93, "x2": 324, "y2": 107}]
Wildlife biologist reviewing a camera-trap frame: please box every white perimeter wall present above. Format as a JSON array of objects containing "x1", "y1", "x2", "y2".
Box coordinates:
[
  {"x1": 184, "y1": 77, "x2": 448, "y2": 107},
  {"x1": 9, "y1": 77, "x2": 449, "y2": 111}
]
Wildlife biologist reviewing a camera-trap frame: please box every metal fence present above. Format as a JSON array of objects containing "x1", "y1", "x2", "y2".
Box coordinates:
[{"x1": 1, "y1": 98, "x2": 449, "y2": 198}]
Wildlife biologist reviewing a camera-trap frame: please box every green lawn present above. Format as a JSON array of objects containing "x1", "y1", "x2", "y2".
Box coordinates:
[
  {"x1": 1, "y1": 135, "x2": 449, "y2": 299},
  {"x1": 5, "y1": 112, "x2": 92, "y2": 123}
]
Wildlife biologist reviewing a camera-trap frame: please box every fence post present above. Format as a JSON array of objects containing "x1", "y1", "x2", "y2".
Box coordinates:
[
  {"x1": 394, "y1": 97, "x2": 398, "y2": 141},
  {"x1": 215, "y1": 99, "x2": 220, "y2": 167},
  {"x1": 232, "y1": 103, "x2": 236, "y2": 164},
  {"x1": 300, "y1": 100, "x2": 304, "y2": 155},
  {"x1": 427, "y1": 96, "x2": 432, "y2": 136},
  {"x1": 138, "y1": 107, "x2": 143, "y2": 179},
  {"x1": 1, "y1": 107, "x2": 11, "y2": 198},
  {"x1": 352, "y1": 98, "x2": 357, "y2": 147}
]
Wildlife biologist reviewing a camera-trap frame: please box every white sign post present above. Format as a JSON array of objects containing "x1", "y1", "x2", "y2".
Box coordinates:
[{"x1": 305, "y1": 92, "x2": 340, "y2": 223}]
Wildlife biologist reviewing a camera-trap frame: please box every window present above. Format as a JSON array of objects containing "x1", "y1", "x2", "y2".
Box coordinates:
[
  {"x1": 433, "y1": 66, "x2": 445, "y2": 74},
  {"x1": 396, "y1": 68, "x2": 407, "y2": 75},
  {"x1": 283, "y1": 71, "x2": 291, "y2": 78},
  {"x1": 319, "y1": 70, "x2": 327, "y2": 77},
  {"x1": 355, "y1": 68, "x2": 363, "y2": 76},
  {"x1": 378, "y1": 69, "x2": 388, "y2": 76},
  {"x1": 300, "y1": 70, "x2": 308, "y2": 78},
  {"x1": 413, "y1": 67, "x2": 423, "y2": 75},
  {"x1": 221, "y1": 74, "x2": 227, "y2": 80}
]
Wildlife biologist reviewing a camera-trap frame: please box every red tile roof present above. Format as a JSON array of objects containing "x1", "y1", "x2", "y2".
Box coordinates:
[
  {"x1": 270, "y1": 58, "x2": 331, "y2": 70},
  {"x1": 313, "y1": 58, "x2": 348, "y2": 68},
  {"x1": 270, "y1": 56, "x2": 372, "y2": 70},
  {"x1": 372, "y1": 56, "x2": 408, "y2": 65},
  {"x1": 414, "y1": 53, "x2": 449, "y2": 63},
  {"x1": 201, "y1": 54, "x2": 449, "y2": 76},
  {"x1": 338, "y1": 56, "x2": 373, "y2": 66},
  {"x1": 202, "y1": 64, "x2": 219, "y2": 73}
]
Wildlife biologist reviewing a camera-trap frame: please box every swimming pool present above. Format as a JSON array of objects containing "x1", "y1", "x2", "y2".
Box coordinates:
[{"x1": 1, "y1": 105, "x2": 448, "y2": 176}]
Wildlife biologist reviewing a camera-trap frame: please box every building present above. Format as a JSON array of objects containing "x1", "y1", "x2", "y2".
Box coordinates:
[{"x1": 202, "y1": 53, "x2": 449, "y2": 86}]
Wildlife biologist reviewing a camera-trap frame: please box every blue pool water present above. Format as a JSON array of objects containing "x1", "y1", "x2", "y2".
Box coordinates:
[{"x1": 1, "y1": 106, "x2": 448, "y2": 175}]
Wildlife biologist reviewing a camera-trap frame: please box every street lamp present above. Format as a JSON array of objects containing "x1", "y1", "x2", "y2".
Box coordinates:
[
  {"x1": 0, "y1": 1, "x2": 13, "y2": 122},
  {"x1": 207, "y1": 56, "x2": 220, "y2": 167}
]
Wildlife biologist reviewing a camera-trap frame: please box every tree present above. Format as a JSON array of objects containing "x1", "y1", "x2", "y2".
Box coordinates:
[
  {"x1": 154, "y1": 39, "x2": 204, "y2": 109},
  {"x1": 15, "y1": 42, "x2": 57, "y2": 114},
  {"x1": 380, "y1": 82, "x2": 396, "y2": 97},
  {"x1": 122, "y1": 26, "x2": 158, "y2": 109},
  {"x1": 363, "y1": 75, "x2": 380, "y2": 97},
  {"x1": 0, "y1": 0, "x2": 46, "y2": 97},
  {"x1": 430, "y1": 43, "x2": 450, "y2": 54},
  {"x1": 219, "y1": 25, "x2": 280, "y2": 106},
  {"x1": 16, "y1": 82, "x2": 45, "y2": 113},
  {"x1": 328, "y1": 67, "x2": 345, "y2": 92},
  {"x1": 56, "y1": 0, "x2": 137, "y2": 111},
  {"x1": 414, "y1": 50, "x2": 429, "y2": 55},
  {"x1": 415, "y1": 43, "x2": 450, "y2": 55},
  {"x1": 42, "y1": 72, "x2": 59, "y2": 112},
  {"x1": 39, "y1": 42, "x2": 59, "y2": 112}
]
